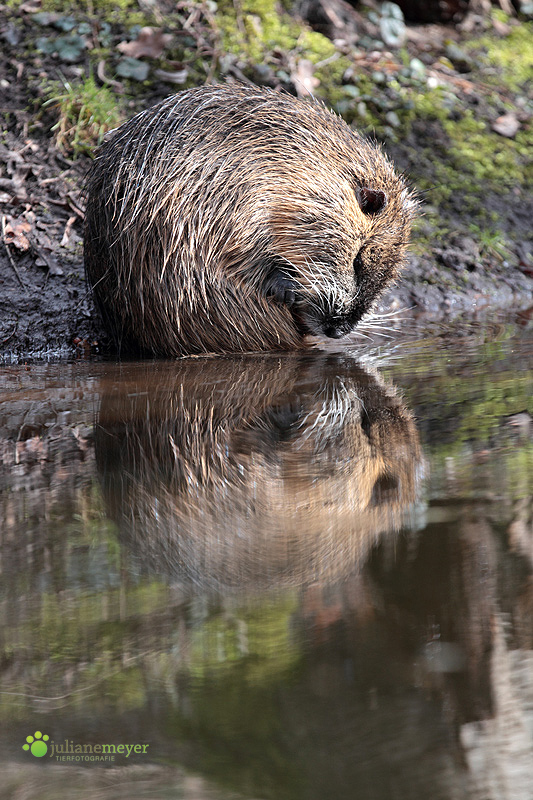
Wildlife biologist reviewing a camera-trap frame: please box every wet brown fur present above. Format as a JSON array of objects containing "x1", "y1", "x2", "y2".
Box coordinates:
[{"x1": 84, "y1": 83, "x2": 417, "y2": 356}]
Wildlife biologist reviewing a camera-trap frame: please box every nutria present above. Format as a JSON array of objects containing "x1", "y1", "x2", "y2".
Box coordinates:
[{"x1": 84, "y1": 83, "x2": 417, "y2": 356}]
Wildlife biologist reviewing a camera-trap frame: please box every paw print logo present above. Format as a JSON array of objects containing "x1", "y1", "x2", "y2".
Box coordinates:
[{"x1": 22, "y1": 731, "x2": 49, "y2": 757}]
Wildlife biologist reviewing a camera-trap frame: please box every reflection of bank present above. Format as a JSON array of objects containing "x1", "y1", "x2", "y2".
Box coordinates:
[{"x1": 95, "y1": 353, "x2": 424, "y2": 590}]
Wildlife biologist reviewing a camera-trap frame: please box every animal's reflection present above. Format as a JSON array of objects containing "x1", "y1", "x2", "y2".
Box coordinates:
[{"x1": 96, "y1": 353, "x2": 423, "y2": 589}]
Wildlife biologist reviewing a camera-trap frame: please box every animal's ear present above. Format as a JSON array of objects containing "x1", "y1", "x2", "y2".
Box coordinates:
[{"x1": 358, "y1": 187, "x2": 387, "y2": 215}]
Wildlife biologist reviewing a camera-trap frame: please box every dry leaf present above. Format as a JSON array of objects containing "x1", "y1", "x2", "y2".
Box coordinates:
[
  {"x1": 291, "y1": 59, "x2": 320, "y2": 98},
  {"x1": 19, "y1": 1, "x2": 42, "y2": 12},
  {"x1": 492, "y1": 17, "x2": 511, "y2": 36},
  {"x1": 117, "y1": 27, "x2": 173, "y2": 59},
  {"x1": 3, "y1": 218, "x2": 32, "y2": 251}
]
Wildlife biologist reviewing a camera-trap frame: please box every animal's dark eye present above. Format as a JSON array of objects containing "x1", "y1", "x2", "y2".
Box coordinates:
[{"x1": 353, "y1": 251, "x2": 363, "y2": 275}]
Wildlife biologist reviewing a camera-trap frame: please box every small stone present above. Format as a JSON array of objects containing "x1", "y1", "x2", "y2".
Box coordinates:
[
  {"x1": 385, "y1": 111, "x2": 400, "y2": 128},
  {"x1": 409, "y1": 58, "x2": 426, "y2": 81},
  {"x1": 445, "y1": 43, "x2": 473, "y2": 73},
  {"x1": 491, "y1": 113, "x2": 520, "y2": 138}
]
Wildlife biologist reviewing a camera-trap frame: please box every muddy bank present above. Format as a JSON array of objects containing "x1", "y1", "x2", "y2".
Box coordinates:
[
  {"x1": 378, "y1": 247, "x2": 533, "y2": 321},
  {"x1": 1, "y1": 130, "x2": 531, "y2": 362},
  {"x1": 0, "y1": 138, "x2": 108, "y2": 360},
  {"x1": 1, "y1": 1, "x2": 532, "y2": 360},
  {"x1": 1, "y1": 109, "x2": 531, "y2": 361}
]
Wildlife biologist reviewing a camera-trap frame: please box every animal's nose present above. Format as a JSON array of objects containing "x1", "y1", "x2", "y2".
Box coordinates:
[{"x1": 323, "y1": 324, "x2": 346, "y2": 339}]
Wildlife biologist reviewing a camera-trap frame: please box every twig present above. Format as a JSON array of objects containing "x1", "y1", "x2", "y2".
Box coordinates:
[
  {"x1": 1, "y1": 215, "x2": 25, "y2": 290},
  {"x1": 34, "y1": 247, "x2": 53, "y2": 287},
  {"x1": 1, "y1": 321, "x2": 18, "y2": 345}
]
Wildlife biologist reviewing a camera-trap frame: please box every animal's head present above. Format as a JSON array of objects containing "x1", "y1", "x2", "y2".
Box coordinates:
[{"x1": 209, "y1": 89, "x2": 418, "y2": 341}]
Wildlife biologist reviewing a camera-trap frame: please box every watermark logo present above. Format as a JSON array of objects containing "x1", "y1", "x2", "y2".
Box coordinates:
[
  {"x1": 22, "y1": 731, "x2": 50, "y2": 758},
  {"x1": 21, "y1": 732, "x2": 150, "y2": 762}
]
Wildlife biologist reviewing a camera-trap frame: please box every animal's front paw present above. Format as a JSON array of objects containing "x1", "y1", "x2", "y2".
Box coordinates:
[{"x1": 265, "y1": 270, "x2": 301, "y2": 308}]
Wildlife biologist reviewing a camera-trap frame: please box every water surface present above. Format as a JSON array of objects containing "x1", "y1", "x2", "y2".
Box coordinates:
[{"x1": 1, "y1": 318, "x2": 532, "y2": 799}]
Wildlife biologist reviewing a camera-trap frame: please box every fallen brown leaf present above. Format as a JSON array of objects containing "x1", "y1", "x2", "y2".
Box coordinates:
[
  {"x1": 291, "y1": 59, "x2": 320, "y2": 98},
  {"x1": 3, "y1": 217, "x2": 31, "y2": 251},
  {"x1": 117, "y1": 27, "x2": 173, "y2": 59},
  {"x1": 19, "y1": 1, "x2": 42, "y2": 12},
  {"x1": 0, "y1": 178, "x2": 27, "y2": 202}
]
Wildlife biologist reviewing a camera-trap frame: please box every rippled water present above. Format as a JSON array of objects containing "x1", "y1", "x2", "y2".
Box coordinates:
[{"x1": 1, "y1": 317, "x2": 532, "y2": 799}]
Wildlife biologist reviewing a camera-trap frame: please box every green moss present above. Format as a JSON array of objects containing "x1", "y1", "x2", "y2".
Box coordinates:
[
  {"x1": 411, "y1": 88, "x2": 448, "y2": 122},
  {"x1": 443, "y1": 111, "x2": 530, "y2": 188},
  {"x1": 216, "y1": 0, "x2": 352, "y2": 104},
  {"x1": 41, "y1": 0, "x2": 149, "y2": 25},
  {"x1": 467, "y1": 223, "x2": 509, "y2": 261},
  {"x1": 469, "y1": 21, "x2": 533, "y2": 91},
  {"x1": 217, "y1": 0, "x2": 302, "y2": 62},
  {"x1": 398, "y1": 81, "x2": 531, "y2": 222}
]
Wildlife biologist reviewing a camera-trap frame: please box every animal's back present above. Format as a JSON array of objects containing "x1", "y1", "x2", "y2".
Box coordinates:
[{"x1": 84, "y1": 84, "x2": 416, "y2": 356}]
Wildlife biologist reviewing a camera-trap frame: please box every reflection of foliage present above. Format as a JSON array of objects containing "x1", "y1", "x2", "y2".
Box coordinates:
[
  {"x1": 190, "y1": 596, "x2": 300, "y2": 683},
  {"x1": 11, "y1": 580, "x2": 172, "y2": 661},
  {"x1": 387, "y1": 332, "x2": 532, "y2": 452},
  {"x1": 172, "y1": 668, "x2": 306, "y2": 800},
  {"x1": 419, "y1": 376, "x2": 531, "y2": 445},
  {"x1": 167, "y1": 599, "x2": 306, "y2": 798},
  {"x1": 0, "y1": 571, "x2": 176, "y2": 719},
  {"x1": 101, "y1": 666, "x2": 146, "y2": 711},
  {"x1": 0, "y1": 348, "x2": 532, "y2": 797},
  {"x1": 0, "y1": 544, "x2": 302, "y2": 723},
  {"x1": 384, "y1": 329, "x2": 533, "y2": 503}
]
